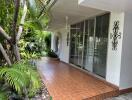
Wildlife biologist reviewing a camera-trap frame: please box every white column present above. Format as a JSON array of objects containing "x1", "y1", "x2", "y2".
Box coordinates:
[
  {"x1": 120, "y1": 12, "x2": 132, "y2": 89},
  {"x1": 106, "y1": 12, "x2": 125, "y2": 86}
]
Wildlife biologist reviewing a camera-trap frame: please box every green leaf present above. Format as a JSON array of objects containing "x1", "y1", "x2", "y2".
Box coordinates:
[{"x1": 0, "y1": 91, "x2": 8, "y2": 100}]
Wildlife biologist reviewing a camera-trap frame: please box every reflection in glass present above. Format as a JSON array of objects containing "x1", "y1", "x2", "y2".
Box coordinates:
[
  {"x1": 69, "y1": 13, "x2": 110, "y2": 78},
  {"x1": 93, "y1": 13, "x2": 110, "y2": 78},
  {"x1": 70, "y1": 22, "x2": 84, "y2": 67},
  {"x1": 83, "y1": 19, "x2": 95, "y2": 72}
]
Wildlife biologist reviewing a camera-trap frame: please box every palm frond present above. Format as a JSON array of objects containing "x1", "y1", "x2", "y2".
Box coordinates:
[
  {"x1": 27, "y1": 0, "x2": 57, "y2": 29},
  {"x1": 12, "y1": 61, "x2": 41, "y2": 96},
  {"x1": 0, "y1": 61, "x2": 41, "y2": 98},
  {"x1": 0, "y1": 67, "x2": 30, "y2": 93}
]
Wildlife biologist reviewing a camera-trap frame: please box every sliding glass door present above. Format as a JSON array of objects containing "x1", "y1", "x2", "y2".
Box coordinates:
[
  {"x1": 83, "y1": 19, "x2": 95, "y2": 72},
  {"x1": 69, "y1": 13, "x2": 110, "y2": 78},
  {"x1": 93, "y1": 13, "x2": 110, "y2": 78},
  {"x1": 70, "y1": 21, "x2": 84, "y2": 67}
]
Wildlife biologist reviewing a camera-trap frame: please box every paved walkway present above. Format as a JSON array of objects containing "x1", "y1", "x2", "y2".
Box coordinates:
[{"x1": 37, "y1": 59, "x2": 118, "y2": 100}]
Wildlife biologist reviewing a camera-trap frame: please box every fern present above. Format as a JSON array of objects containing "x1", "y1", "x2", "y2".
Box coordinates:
[
  {"x1": 12, "y1": 61, "x2": 41, "y2": 97},
  {"x1": 0, "y1": 67, "x2": 30, "y2": 94},
  {"x1": 0, "y1": 60, "x2": 41, "y2": 98}
]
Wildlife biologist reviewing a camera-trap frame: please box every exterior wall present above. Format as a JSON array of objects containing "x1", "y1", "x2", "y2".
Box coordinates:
[
  {"x1": 107, "y1": 12, "x2": 132, "y2": 89},
  {"x1": 106, "y1": 12, "x2": 125, "y2": 86},
  {"x1": 120, "y1": 12, "x2": 132, "y2": 89},
  {"x1": 51, "y1": 32, "x2": 62, "y2": 55},
  {"x1": 51, "y1": 27, "x2": 70, "y2": 63},
  {"x1": 79, "y1": 0, "x2": 132, "y2": 89},
  {"x1": 51, "y1": 12, "x2": 132, "y2": 89},
  {"x1": 59, "y1": 28, "x2": 70, "y2": 63},
  {"x1": 51, "y1": 33, "x2": 56, "y2": 52}
]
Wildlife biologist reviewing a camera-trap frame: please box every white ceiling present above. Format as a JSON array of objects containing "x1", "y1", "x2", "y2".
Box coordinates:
[
  {"x1": 48, "y1": 0, "x2": 104, "y2": 31},
  {"x1": 79, "y1": 0, "x2": 132, "y2": 12}
]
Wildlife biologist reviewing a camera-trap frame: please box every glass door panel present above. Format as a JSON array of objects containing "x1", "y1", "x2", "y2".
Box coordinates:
[
  {"x1": 76, "y1": 22, "x2": 84, "y2": 67},
  {"x1": 83, "y1": 19, "x2": 95, "y2": 72},
  {"x1": 70, "y1": 13, "x2": 110, "y2": 78},
  {"x1": 70, "y1": 21, "x2": 84, "y2": 68},
  {"x1": 70, "y1": 24, "x2": 76, "y2": 64},
  {"x1": 93, "y1": 13, "x2": 110, "y2": 78}
]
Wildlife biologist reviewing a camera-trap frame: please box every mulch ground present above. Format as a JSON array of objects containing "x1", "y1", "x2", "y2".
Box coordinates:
[{"x1": 31, "y1": 82, "x2": 51, "y2": 100}]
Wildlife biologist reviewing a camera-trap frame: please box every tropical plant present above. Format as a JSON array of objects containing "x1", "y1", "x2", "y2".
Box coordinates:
[
  {"x1": 0, "y1": 0, "x2": 57, "y2": 65},
  {"x1": 42, "y1": 49, "x2": 58, "y2": 58},
  {"x1": 0, "y1": 61, "x2": 41, "y2": 99},
  {"x1": 0, "y1": 0, "x2": 57, "y2": 99},
  {"x1": 43, "y1": 31, "x2": 52, "y2": 49},
  {"x1": 34, "y1": 30, "x2": 51, "y2": 51},
  {"x1": 19, "y1": 29, "x2": 52, "y2": 59},
  {"x1": 0, "y1": 91, "x2": 8, "y2": 100}
]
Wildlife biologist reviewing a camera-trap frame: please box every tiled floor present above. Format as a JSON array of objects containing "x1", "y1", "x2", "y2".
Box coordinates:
[{"x1": 37, "y1": 59, "x2": 119, "y2": 100}]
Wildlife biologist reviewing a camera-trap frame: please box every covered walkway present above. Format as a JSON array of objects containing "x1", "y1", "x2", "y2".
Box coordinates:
[{"x1": 37, "y1": 59, "x2": 119, "y2": 100}]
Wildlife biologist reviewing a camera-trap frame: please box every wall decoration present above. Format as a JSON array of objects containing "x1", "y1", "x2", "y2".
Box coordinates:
[
  {"x1": 66, "y1": 32, "x2": 69, "y2": 46},
  {"x1": 110, "y1": 21, "x2": 121, "y2": 50}
]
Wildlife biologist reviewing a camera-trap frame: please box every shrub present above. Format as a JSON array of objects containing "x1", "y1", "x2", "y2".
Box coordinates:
[
  {"x1": 42, "y1": 49, "x2": 58, "y2": 58},
  {"x1": 0, "y1": 60, "x2": 41, "y2": 99}
]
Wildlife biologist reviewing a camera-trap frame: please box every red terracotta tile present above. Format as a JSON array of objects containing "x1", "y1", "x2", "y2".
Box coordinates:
[{"x1": 38, "y1": 59, "x2": 119, "y2": 100}]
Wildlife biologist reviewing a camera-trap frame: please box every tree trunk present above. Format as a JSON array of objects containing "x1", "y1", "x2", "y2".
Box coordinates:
[
  {"x1": 0, "y1": 26, "x2": 11, "y2": 42},
  {"x1": 12, "y1": 0, "x2": 20, "y2": 44},
  {"x1": 16, "y1": 0, "x2": 27, "y2": 42},
  {"x1": 0, "y1": 0, "x2": 28, "y2": 63},
  {"x1": 13, "y1": 44, "x2": 21, "y2": 61},
  {"x1": 13, "y1": 0, "x2": 28, "y2": 61},
  {"x1": 0, "y1": 43, "x2": 12, "y2": 66}
]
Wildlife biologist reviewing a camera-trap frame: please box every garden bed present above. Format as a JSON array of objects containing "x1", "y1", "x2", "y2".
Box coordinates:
[{"x1": 31, "y1": 82, "x2": 51, "y2": 100}]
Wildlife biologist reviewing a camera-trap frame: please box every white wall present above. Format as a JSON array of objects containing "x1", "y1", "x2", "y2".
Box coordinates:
[
  {"x1": 106, "y1": 12, "x2": 125, "y2": 86},
  {"x1": 107, "y1": 12, "x2": 132, "y2": 89},
  {"x1": 52, "y1": 28, "x2": 70, "y2": 63},
  {"x1": 51, "y1": 31, "x2": 62, "y2": 55},
  {"x1": 59, "y1": 28, "x2": 70, "y2": 63},
  {"x1": 51, "y1": 33, "x2": 56, "y2": 52},
  {"x1": 120, "y1": 12, "x2": 132, "y2": 89}
]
